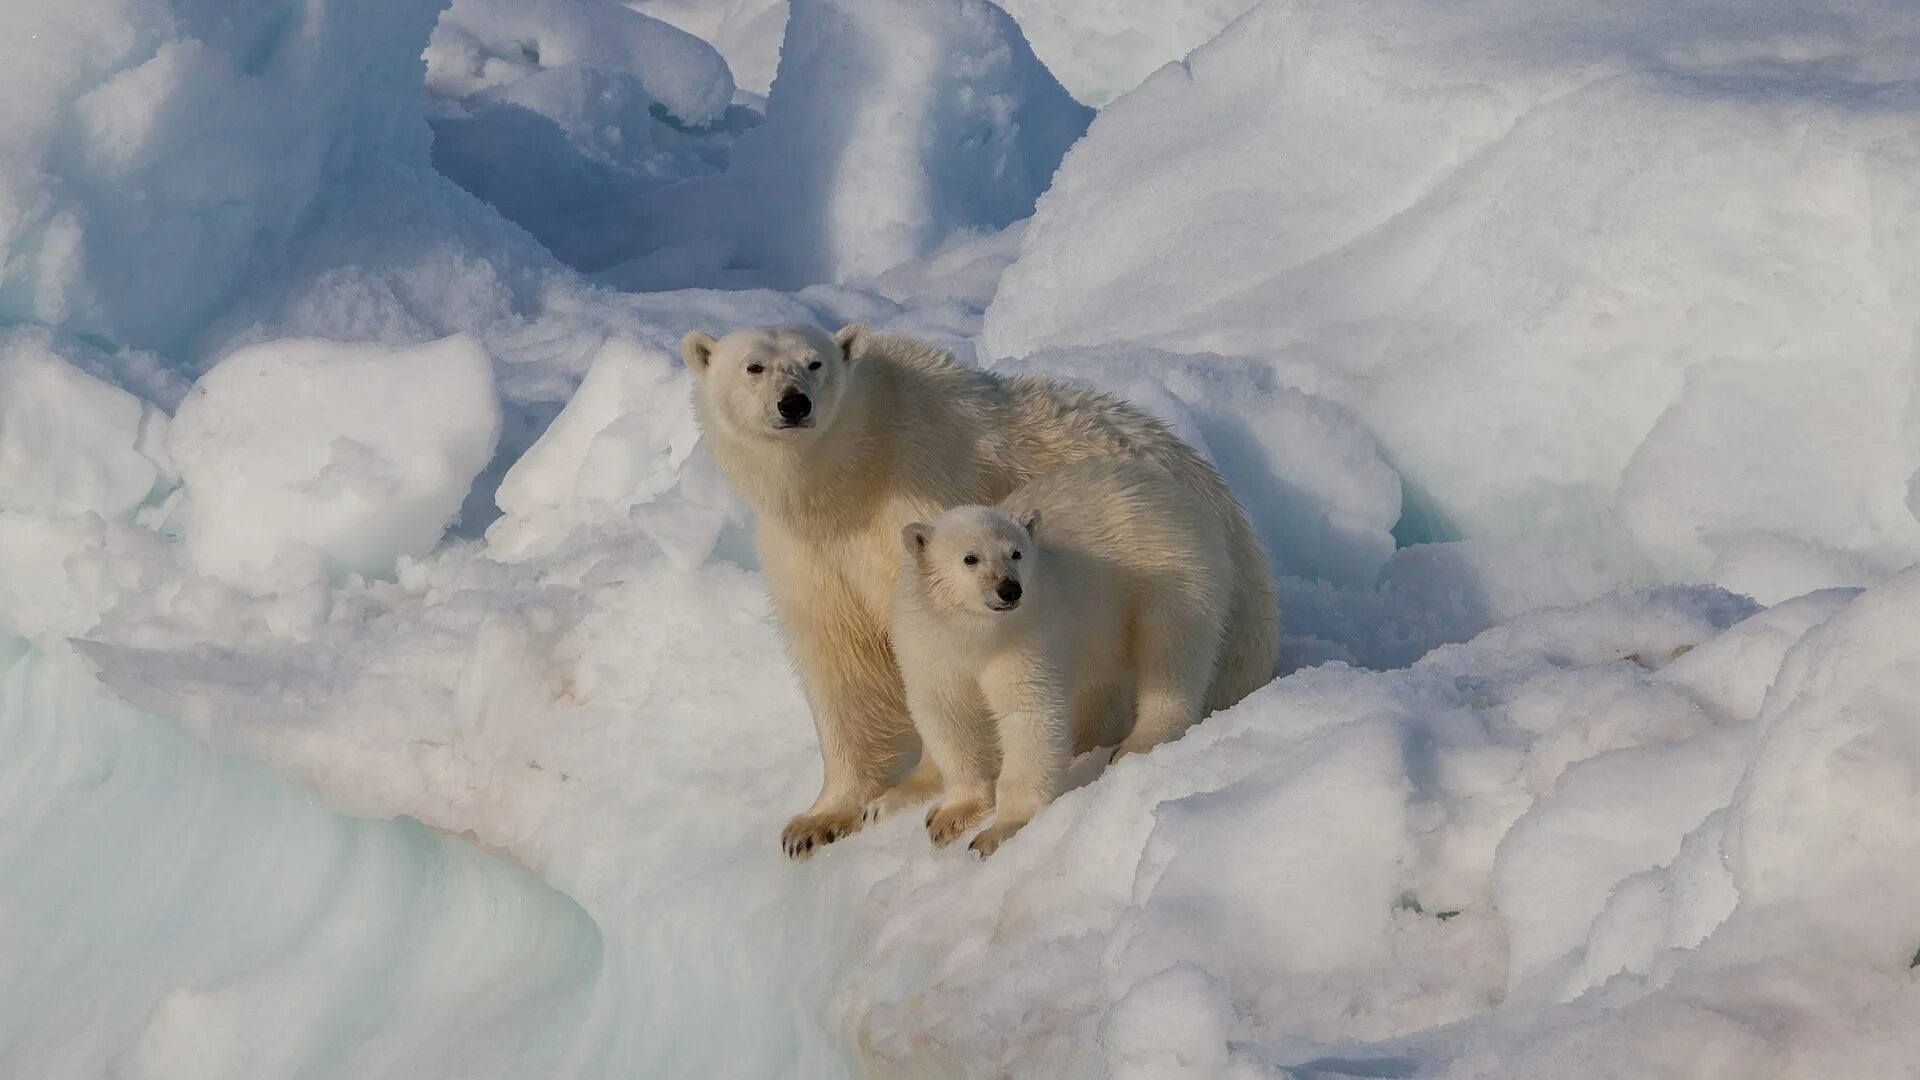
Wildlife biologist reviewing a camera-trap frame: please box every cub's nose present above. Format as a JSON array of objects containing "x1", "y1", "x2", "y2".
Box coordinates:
[
  {"x1": 777, "y1": 391, "x2": 813, "y2": 423},
  {"x1": 995, "y1": 579, "x2": 1022, "y2": 606}
]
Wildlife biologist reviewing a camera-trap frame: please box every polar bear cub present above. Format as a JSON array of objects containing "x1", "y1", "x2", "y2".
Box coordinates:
[{"x1": 893, "y1": 459, "x2": 1234, "y2": 856}]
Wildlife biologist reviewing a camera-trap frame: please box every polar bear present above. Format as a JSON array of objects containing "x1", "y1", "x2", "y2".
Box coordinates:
[
  {"x1": 894, "y1": 460, "x2": 1234, "y2": 856},
  {"x1": 681, "y1": 323, "x2": 1277, "y2": 858}
]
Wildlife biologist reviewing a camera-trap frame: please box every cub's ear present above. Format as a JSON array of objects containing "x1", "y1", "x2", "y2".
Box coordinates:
[
  {"x1": 832, "y1": 324, "x2": 866, "y2": 364},
  {"x1": 681, "y1": 330, "x2": 719, "y2": 373},
  {"x1": 1017, "y1": 509, "x2": 1041, "y2": 538},
  {"x1": 901, "y1": 522, "x2": 933, "y2": 557}
]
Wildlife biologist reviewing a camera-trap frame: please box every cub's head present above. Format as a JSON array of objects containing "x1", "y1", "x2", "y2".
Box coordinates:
[
  {"x1": 681, "y1": 323, "x2": 862, "y2": 442},
  {"x1": 901, "y1": 506, "x2": 1041, "y2": 619}
]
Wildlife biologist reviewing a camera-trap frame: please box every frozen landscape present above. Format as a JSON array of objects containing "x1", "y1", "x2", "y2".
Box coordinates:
[{"x1": 3, "y1": 0, "x2": 1919, "y2": 1076}]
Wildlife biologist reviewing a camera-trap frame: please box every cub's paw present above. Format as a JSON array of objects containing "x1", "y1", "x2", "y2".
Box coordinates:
[
  {"x1": 925, "y1": 796, "x2": 993, "y2": 848},
  {"x1": 1109, "y1": 740, "x2": 1157, "y2": 765},
  {"x1": 862, "y1": 783, "x2": 938, "y2": 826},
  {"x1": 967, "y1": 819, "x2": 1026, "y2": 858},
  {"x1": 782, "y1": 808, "x2": 864, "y2": 860}
]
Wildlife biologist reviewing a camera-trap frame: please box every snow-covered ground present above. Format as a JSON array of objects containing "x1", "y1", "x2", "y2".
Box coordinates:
[{"x1": 3, "y1": 0, "x2": 1919, "y2": 1077}]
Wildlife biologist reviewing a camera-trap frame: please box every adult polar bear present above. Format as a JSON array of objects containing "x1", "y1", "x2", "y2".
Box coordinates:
[{"x1": 682, "y1": 323, "x2": 1276, "y2": 858}]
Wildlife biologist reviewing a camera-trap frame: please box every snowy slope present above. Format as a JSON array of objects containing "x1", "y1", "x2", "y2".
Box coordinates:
[{"x1": 2, "y1": 0, "x2": 1919, "y2": 1077}]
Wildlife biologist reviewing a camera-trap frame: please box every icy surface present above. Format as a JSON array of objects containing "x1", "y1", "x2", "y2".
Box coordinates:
[{"x1": 3, "y1": 0, "x2": 1920, "y2": 1076}]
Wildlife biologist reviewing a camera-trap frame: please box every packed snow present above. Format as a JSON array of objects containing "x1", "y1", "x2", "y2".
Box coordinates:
[{"x1": 3, "y1": 0, "x2": 1919, "y2": 1077}]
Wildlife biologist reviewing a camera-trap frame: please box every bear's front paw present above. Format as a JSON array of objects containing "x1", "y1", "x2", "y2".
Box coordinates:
[
  {"x1": 782, "y1": 808, "x2": 864, "y2": 860},
  {"x1": 967, "y1": 819, "x2": 1026, "y2": 858},
  {"x1": 925, "y1": 795, "x2": 993, "y2": 848}
]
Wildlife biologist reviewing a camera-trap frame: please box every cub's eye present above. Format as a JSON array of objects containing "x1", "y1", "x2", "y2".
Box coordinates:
[
  {"x1": 808, "y1": 360, "x2": 823, "y2": 370},
  {"x1": 1009, "y1": 550, "x2": 1022, "y2": 560},
  {"x1": 746, "y1": 363, "x2": 765, "y2": 374},
  {"x1": 962, "y1": 554, "x2": 979, "y2": 566}
]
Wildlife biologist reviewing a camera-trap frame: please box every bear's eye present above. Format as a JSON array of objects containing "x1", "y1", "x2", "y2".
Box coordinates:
[
  {"x1": 962, "y1": 554, "x2": 979, "y2": 566},
  {"x1": 746, "y1": 363, "x2": 765, "y2": 374},
  {"x1": 808, "y1": 360, "x2": 823, "y2": 370},
  {"x1": 1009, "y1": 550, "x2": 1022, "y2": 560}
]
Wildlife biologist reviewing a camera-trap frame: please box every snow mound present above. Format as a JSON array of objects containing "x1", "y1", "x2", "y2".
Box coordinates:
[
  {"x1": 0, "y1": 329, "x2": 173, "y2": 520},
  {"x1": 982, "y1": 0, "x2": 1920, "y2": 597},
  {"x1": 994, "y1": 0, "x2": 1259, "y2": 106},
  {"x1": 0, "y1": 0, "x2": 452, "y2": 357},
  {"x1": 641, "y1": 0, "x2": 1092, "y2": 288},
  {"x1": 488, "y1": 336, "x2": 751, "y2": 560},
  {"x1": 425, "y1": 0, "x2": 745, "y2": 270},
  {"x1": 427, "y1": 0, "x2": 733, "y2": 127},
  {"x1": 167, "y1": 336, "x2": 500, "y2": 588},
  {"x1": 629, "y1": 0, "x2": 790, "y2": 99}
]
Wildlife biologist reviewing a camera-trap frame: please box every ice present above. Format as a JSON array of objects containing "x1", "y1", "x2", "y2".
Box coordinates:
[
  {"x1": 4, "y1": 0, "x2": 1920, "y2": 1075},
  {"x1": 166, "y1": 335, "x2": 500, "y2": 588},
  {"x1": 0, "y1": 639, "x2": 602, "y2": 1080},
  {"x1": 982, "y1": 0, "x2": 1920, "y2": 597}
]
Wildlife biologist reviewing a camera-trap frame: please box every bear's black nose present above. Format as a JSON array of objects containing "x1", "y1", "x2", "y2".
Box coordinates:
[
  {"x1": 778, "y1": 391, "x2": 813, "y2": 423},
  {"x1": 995, "y1": 579, "x2": 1022, "y2": 606}
]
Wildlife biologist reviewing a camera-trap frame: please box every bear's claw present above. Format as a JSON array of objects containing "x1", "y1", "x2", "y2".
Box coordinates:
[
  {"x1": 925, "y1": 796, "x2": 992, "y2": 848},
  {"x1": 968, "y1": 820, "x2": 1024, "y2": 858},
  {"x1": 782, "y1": 809, "x2": 864, "y2": 860}
]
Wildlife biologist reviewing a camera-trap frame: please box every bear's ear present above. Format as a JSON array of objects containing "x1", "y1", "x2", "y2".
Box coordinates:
[
  {"x1": 901, "y1": 522, "x2": 933, "y2": 558},
  {"x1": 1017, "y1": 509, "x2": 1041, "y2": 538},
  {"x1": 681, "y1": 330, "x2": 719, "y2": 373},
  {"x1": 832, "y1": 324, "x2": 866, "y2": 364}
]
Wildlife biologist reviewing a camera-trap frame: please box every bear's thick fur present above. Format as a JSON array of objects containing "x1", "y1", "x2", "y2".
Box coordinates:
[
  {"x1": 682, "y1": 322, "x2": 1276, "y2": 858},
  {"x1": 893, "y1": 459, "x2": 1237, "y2": 856}
]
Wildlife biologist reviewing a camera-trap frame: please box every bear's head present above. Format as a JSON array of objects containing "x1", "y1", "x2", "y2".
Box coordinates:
[
  {"x1": 681, "y1": 323, "x2": 860, "y2": 443},
  {"x1": 901, "y1": 505, "x2": 1041, "y2": 619}
]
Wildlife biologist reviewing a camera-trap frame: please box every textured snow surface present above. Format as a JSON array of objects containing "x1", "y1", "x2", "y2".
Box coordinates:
[
  {"x1": 983, "y1": 0, "x2": 1920, "y2": 600},
  {"x1": 3, "y1": 0, "x2": 1920, "y2": 1077}
]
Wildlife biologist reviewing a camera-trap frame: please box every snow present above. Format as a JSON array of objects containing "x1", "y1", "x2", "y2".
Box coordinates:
[
  {"x1": 166, "y1": 335, "x2": 500, "y2": 588},
  {"x1": 2, "y1": 0, "x2": 1920, "y2": 1076}
]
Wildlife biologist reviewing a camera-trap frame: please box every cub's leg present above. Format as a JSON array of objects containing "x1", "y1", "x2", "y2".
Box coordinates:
[
  {"x1": 911, "y1": 670, "x2": 998, "y2": 848},
  {"x1": 970, "y1": 655, "x2": 1071, "y2": 857}
]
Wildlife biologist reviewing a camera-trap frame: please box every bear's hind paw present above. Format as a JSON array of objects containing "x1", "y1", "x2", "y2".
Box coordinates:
[{"x1": 925, "y1": 796, "x2": 993, "y2": 848}]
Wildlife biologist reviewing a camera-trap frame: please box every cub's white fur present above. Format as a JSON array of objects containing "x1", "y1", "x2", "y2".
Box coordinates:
[
  {"x1": 682, "y1": 323, "x2": 1278, "y2": 858},
  {"x1": 893, "y1": 460, "x2": 1233, "y2": 855}
]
